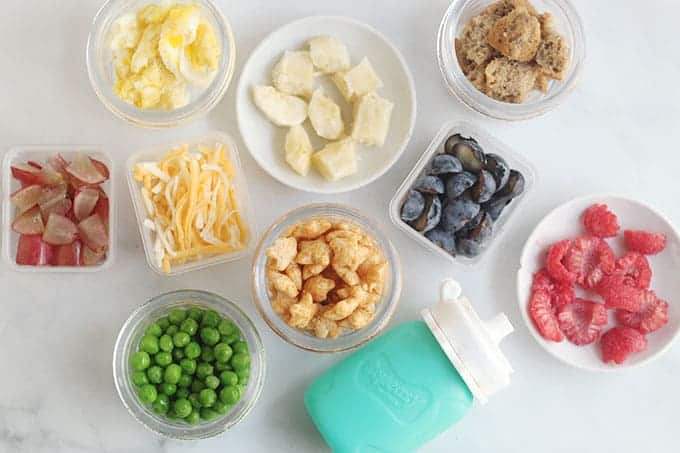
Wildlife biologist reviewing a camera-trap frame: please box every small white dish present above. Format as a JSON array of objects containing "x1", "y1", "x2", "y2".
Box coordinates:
[
  {"x1": 517, "y1": 194, "x2": 680, "y2": 371},
  {"x1": 236, "y1": 15, "x2": 416, "y2": 194}
]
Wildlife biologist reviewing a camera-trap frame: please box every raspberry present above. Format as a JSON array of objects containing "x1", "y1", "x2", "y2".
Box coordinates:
[
  {"x1": 529, "y1": 289, "x2": 564, "y2": 342},
  {"x1": 582, "y1": 204, "x2": 619, "y2": 238},
  {"x1": 564, "y1": 236, "x2": 615, "y2": 289},
  {"x1": 600, "y1": 326, "x2": 647, "y2": 364},
  {"x1": 615, "y1": 252, "x2": 652, "y2": 289},
  {"x1": 546, "y1": 240, "x2": 577, "y2": 283},
  {"x1": 595, "y1": 273, "x2": 644, "y2": 312},
  {"x1": 616, "y1": 290, "x2": 669, "y2": 334},
  {"x1": 624, "y1": 230, "x2": 667, "y2": 255},
  {"x1": 532, "y1": 268, "x2": 574, "y2": 309},
  {"x1": 557, "y1": 299, "x2": 608, "y2": 345}
]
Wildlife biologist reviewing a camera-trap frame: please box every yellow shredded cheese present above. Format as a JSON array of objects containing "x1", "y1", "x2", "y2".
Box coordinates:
[{"x1": 134, "y1": 143, "x2": 248, "y2": 272}]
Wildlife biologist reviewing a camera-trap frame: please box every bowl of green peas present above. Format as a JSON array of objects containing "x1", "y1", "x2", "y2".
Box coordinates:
[{"x1": 113, "y1": 289, "x2": 265, "y2": 439}]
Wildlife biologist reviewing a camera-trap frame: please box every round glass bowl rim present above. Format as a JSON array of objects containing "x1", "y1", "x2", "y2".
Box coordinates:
[
  {"x1": 252, "y1": 203, "x2": 403, "y2": 353},
  {"x1": 86, "y1": 0, "x2": 236, "y2": 128},
  {"x1": 436, "y1": 0, "x2": 586, "y2": 120},
  {"x1": 112, "y1": 289, "x2": 266, "y2": 439}
]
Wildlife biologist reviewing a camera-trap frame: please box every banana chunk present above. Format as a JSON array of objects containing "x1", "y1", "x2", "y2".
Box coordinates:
[
  {"x1": 351, "y1": 92, "x2": 394, "y2": 147},
  {"x1": 312, "y1": 139, "x2": 357, "y2": 181},
  {"x1": 308, "y1": 36, "x2": 351, "y2": 73},
  {"x1": 272, "y1": 50, "x2": 314, "y2": 98},
  {"x1": 285, "y1": 125, "x2": 314, "y2": 176},
  {"x1": 308, "y1": 89, "x2": 344, "y2": 140},
  {"x1": 332, "y1": 57, "x2": 383, "y2": 102},
  {"x1": 252, "y1": 85, "x2": 308, "y2": 127}
]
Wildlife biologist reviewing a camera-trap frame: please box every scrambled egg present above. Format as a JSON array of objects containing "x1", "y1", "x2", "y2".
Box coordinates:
[
  {"x1": 133, "y1": 143, "x2": 249, "y2": 272},
  {"x1": 110, "y1": 3, "x2": 221, "y2": 110}
]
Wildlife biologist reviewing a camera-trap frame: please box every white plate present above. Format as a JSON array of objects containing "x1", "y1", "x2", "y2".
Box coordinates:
[
  {"x1": 236, "y1": 16, "x2": 416, "y2": 194},
  {"x1": 517, "y1": 194, "x2": 680, "y2": 371}
]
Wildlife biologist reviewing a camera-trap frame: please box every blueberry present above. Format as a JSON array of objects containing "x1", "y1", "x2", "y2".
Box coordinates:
[
  {"x1": 445, "y1": 172, "x2": 477, "y2": 199},
  {"x1": 484, "y1": 154, "x2": 510, "y2": 192},
  {"x1": 456, "y1": 210, "x2": 484, "y2": 238},
  {"x1": 425, "y1": 228, "x2": 456, "y2": 256},
  {"x1": 483, "y1": 196, "x2": 512, "y2": 221},
  {"x1": 496, "y1": 170, "x2": 525, "y2": 198},
  {"x1": 414, "y1": 175, "x2": 445, "y2": 194},
  {"x1": 465, "y1": 211, "x2": 494, "y2": 244},
  {"x1": 469, "y1": 169, "x2": 496, "y2": 203},
  {"x1": 448, "y1": 138, "x2": 486, "y2": 173},
  {"x1": 455, "y1": 212, "x2": 494, "y2": 258},
  {"x1": 429, "y1": 154, "x2": 462, "y2": 176},
  {"x1": 400, "y1": 190, "x2": 425, "y2": 222},
  {"x1": 441, "y1": 197, "x2": 480, "y2": 232},
  {"x1": 456, "y1": 238, "x2": 483, "y2": 257},
  {"x1": 411, "y1": 195, "x2": 441, "y2": 233}
]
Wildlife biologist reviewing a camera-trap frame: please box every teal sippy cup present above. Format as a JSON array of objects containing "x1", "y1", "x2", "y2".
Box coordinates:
[{"x1": 304, "y1": 279, "x2": 514, "y2": 452}]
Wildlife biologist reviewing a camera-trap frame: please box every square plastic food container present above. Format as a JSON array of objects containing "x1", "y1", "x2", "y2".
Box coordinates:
[
  {"x1": 389, "y1": 120, "x2": 536, "y2": 267},
  {"x1": 126, "y1": 131, "x2": 254, "y2": 276},
  {"x1": 2, "y1": 146, "x2": 116, "y2": 272}
]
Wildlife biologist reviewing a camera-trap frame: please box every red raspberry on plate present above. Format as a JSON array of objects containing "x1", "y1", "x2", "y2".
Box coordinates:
[
  {"x1": 595, "y1": 273, "x2": 644, "y2": 312},
  {"x1": 582, "y1": 204, "x2": 619, "y2": 238},
  {"x1": 532, "y1": 268, "x2": 574, "y2": 309},
  {"x1": 546, "y1": 239, "x2": 577, "y2": 283},
  {"x1": 624, "y1": 230, "x2": 667, "y2": 255},
  {"x1": 564, "y1": 236, "x2": 616, "y2": 289},
  {"x1": 600, "y1": 326, "x2": 647, "y2": 364},
  {"x1": 616, "y1": 290, "x2": 669, "y2": 334},
  {"x1": 615, "y1": 252, "x2": 652, "y2": 289},
  {"x1": 529, "y1": 289, "x2": 564, "y2": 342},
  {"x1": 557, "y1": 298, "x2": 608, "y2": 345}
]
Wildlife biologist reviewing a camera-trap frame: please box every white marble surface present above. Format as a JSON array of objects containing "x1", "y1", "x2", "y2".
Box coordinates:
[{"x1": 1, "y1": 0, "x2": 679, "y2": 452}]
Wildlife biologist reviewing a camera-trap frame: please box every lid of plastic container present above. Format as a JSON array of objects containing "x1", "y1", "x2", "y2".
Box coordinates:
[{"x1": 421, "y1": 279, "x2": 513, "y2": 404}]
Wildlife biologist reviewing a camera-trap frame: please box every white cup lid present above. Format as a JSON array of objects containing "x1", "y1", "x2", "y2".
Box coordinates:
[{"x1": 421, "y1": 279, "x2": 514, "y2": 404}]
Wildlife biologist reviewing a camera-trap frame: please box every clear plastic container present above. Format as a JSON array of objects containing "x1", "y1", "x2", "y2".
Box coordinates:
[
  {"x1": 86, "y1": 0, "x2": 236, "y2": 128},
  {"x1": 112, "y1": 289, "x2": 266, "y2": 439},
  {"x1": 126, "y1": 131, "x2": 254, "y2": 276},
  {"x1": 389, "y1": 120, "x2": 535, "y2": 267},
  {"x1": 437, "y1": 0, "x2": 585, "y2": 120},
  {"x1": 1, "y1": 146, "x2": 116, "y2": 272},
  {"x1": 251, "y1": 203, "x2": 402, "y2": 353}
]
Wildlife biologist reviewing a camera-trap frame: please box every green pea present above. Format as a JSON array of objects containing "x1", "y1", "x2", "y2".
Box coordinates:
[
  {"x1": 132, "y1": 371, "x2": 149, "y2": 387},
  {"x1": 159, "y1": 382, "x2": 176, "y2": 396},
  {"x1": 147, "y1": 365, "x2": 163, "y2": 384},
  {"x1": 176, "y1": 388, "x2": 189, "y2": 399},
  {"x1": 179, "y1": 318, "x2": 198, "y2": 336},
  {"x1": 168, "y1": 308, "x2": 187, "y2": 325},
  {"x1": 184, "y1": 342, "x2": 201, "y2": 359},
  {"x1": 217, "y1": 319, "x2": 237, "y2": 336},
  {"x1": 205, "y1": 375, "x2": 220, "y2": 390},
  {"x1": 230, "y1": 353, "x2": 250, "y2": 371},
  {"x1": 159, "y1": 335, "x2": 174, "y2": 352},
  {"x1": 214, "y1": 343, "x2": 233, "y2": 363},
  {"x1": 186, "y1": 409, "x2": 200, "y2": 425},
  {"x1": 201, "y1": 346, "x2": 215, "y2": 363},
  {"x1": 201, "y1": 310, "x2": 220, "y2": 328},
  {"x1": 173, "y1": 398, "x2": 192, "y2": 418},
  {"x1": 221, "y1": 333, "x2": 239, "y2": 345},
  {"x1": 157, "y1": 317, "x2": 170, "y2": 330},
  {"x1": 180, "y1": 358, "x2": 197, "y2": 375},
  {"x1": 155, "y1": 352, "x2": 172, "y2": 367},
  {"x1": 232, "y1": 341, "x2": 248, "y2": 355},
  {"x1": 138, "y1": 384, "x2": 157, "y2": 404},
  {"x1": 177, "y1": 373, "x2": 192, "y2": 388},
  {"x1": 172, "y1": 331, "x2": 190, "y2": 348},
  {"x1": 145, "y1": 322, "x2": 162, "y2": 338},
  {"x1": 131, "y1": 351, "x2": 151, "y2": 371},
  {"x1": 165, "y1": 325, "x2": 178, "y2": 336},
  {"x1": 200, "y1": 327, "x2": 220, "y2": 346},
  {"x1": 219, "y1": 385, "x2": 240, "y2": 405},
  {"x1": 164, "y1": 364, "x2": 182, "y2": 384},
  {"x1": 200, "y1": 408, "x2": 219, "y2": 421},
  {"x1": 196, "y1": 362, "x2": 214, "y2": 380},
  {"x1": 152, "y1": 393, "x2": 170, "y2": 414},
  {"x1": 219, "y1": 371, "x2": 238, "y2": 387},
  {"x1": 191, "y1": 380, "x2": 206, "y2": 393},
  {"x1": 187, "y1": 307, "x2": 203, "y2": 321},
  {"x1": 139, "y1": 335, "x2": 159, "y2": 354},
  {"x1": 172, "y1": 348, "x2": 185, "y2": 361},
  {"x1": 237, "y1": 368, "x2": 250, "y2": 384},
  {"x1": 214, "y1": 361, "x2": 232, "y2": 372},
  {"x1": 199, "y1": 388, "x2": 217, "y2": 407},
  {"x1": 213, "y1": 400, "x2": 232, "y2": 415},
  {"x1": 188, "y1": 392, "x2": 202, "y2": 409}
]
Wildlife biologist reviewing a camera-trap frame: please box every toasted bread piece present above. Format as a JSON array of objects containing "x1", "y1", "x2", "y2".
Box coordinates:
[
  {"x1": 458, "y1": 13, "x2": 499, "y2": 66},
  {"x1": 488, "y1": 8, "x2": 541, "y2": 62},
  {"x1": 536, "y1": 32, "x2": 569, "y2": 80},
  {"x1": 483, "y1": 0, "x2": 538, "y2": 18},
  {"x1": 484, "y1": 57, "x2": 537, "y2": 103},
  {"x1": 539, "y1": 12, "x2": 555, "y2": 37},
  {"x1": 534, "y1": 70, "x2": 550, "y2": 93}
]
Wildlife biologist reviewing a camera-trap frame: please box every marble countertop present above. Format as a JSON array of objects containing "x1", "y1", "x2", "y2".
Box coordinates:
[{"x1": 0, "y1": 0, "x2": 678, "y2": 452}]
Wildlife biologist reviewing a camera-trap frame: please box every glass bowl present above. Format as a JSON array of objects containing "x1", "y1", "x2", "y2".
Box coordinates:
[
  {"x1": 252, "y1": 204, "x2": 402, "y2": 353},
  {"x1": 113, "y1": 290, "x2": 265, "y2": 439},
  {"x1": 86, "y1": 0, "x2": 236, "y2": 128},
  {"x1": 437, "y1": 0, "x2": 585, "y2": 120}
]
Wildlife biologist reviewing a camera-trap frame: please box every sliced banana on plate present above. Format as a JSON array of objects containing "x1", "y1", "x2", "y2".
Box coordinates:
[
  {"x1": 312, "y1": 139, "x2": 357, "y2": 181},
  {"x1": 332, "y1": 57, "x2": 383, "y2": 102},
  {"x1": 252, "y1": 85, "x2": 308, "y2": 127},
  {"x1": 351, "y1": 92, "x2": 394, "y2": 147},
  {"x1": 285, "y1": 125, "x2": 314, "y2": 176},
  {"x1": 272, "y1": 50, "x2": 315, "y2": 98},
  {"x1": 308, "y1": 35, "x2": 351, "y2": 73},
  {"x1": 308, "y1": 89, "x2": 344, "y2": 140}
]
